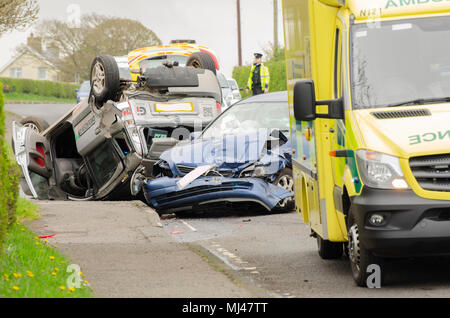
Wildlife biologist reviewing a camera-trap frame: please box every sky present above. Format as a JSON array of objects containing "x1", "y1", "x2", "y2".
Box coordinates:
[{"x1": 0, "y1": 0, "x2": 285, "y2": 78}]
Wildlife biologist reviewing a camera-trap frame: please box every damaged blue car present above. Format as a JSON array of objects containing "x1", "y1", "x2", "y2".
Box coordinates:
[{"x1": 132, "y1": 91, "x2": 294, "y2": 214}]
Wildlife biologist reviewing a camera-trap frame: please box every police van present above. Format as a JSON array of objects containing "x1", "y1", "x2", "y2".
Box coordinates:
[{"x1": 282, "y1": 0, "x2": 450, "y2": 286}]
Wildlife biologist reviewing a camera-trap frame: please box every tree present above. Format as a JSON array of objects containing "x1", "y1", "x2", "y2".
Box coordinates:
[
  {"x1": 36, "y1": 15, "x2": 162, "y2": 82},
  {"x1": 0, "y1": 0, "x2": 39, "y2": 35}
]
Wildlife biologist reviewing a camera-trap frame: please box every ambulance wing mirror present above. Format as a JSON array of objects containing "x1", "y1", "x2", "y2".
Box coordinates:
[{"x1": 293, "y1": 80, "x2": 344, "y2": 121}]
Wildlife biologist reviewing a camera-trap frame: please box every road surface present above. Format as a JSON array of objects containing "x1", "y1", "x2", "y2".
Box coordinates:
[
  {"x1": 162, "y1": 209, "x2": 450, "y2": 297},
  {"x1": 4, "y1": 103, "x2": 75, "y2": 127}
]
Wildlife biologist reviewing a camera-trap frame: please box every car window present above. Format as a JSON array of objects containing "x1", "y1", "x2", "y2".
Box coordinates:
[
  {"x1": 217, "y1": 73, "x2": 230, "y2": 88},
  {"x1": 202, "y1": 101, "x2": 289, "y2": 139},
  {"x1": 87, "y1": 142, "x2": 121, "y2": 188},
  {"x1": 228, "y1": 80, "x2": 238, "y2": 90},
  {"x1": 80, "y1": 81, "x2": 90, "y2": 92},
  {"x1": 140, "y1": 55, "x2": 189, "y2": 71}
]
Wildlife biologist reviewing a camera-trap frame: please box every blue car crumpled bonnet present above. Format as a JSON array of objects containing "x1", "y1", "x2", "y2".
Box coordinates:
[
  {"x1": 145, "y1": 128, "x2": 293, "y2": 212},
  {"x1": 144, "y1": 176, "x2": 293, "y2": 212}
]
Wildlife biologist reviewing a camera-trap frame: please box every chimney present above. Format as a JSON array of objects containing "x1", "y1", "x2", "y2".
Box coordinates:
[
  {"x1": 27, "y1": 33, "x2": 43, "y2": 54},
  {"x1": 45, "y1": 43, "x2": 60, "y2": 60}
]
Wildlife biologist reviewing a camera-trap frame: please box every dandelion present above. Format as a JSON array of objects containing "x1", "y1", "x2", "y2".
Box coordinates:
[
  {"x1": 34, "y1": 236, "x2": 39, "y2": 240},
  {"x1": 35, "y1": 241, "x2": 40, "y2": 246},
  {"x1": 44, "y1": 239, "x2": 48, "y2": 243},
  {"x1": 59, "y1": 286, "x2": 66, "y2": 291},
  {"x1": 13, "y1": 273, "x2": 22, "y2": 278},
  {"x1": 53, "y1": 245, "x2": 58, "y2": 248},
  {"x1": 55, "y1": 267, "x2": 59, "y2": 272},
  {"x1": 11, "y1": 286, "x2": 19, "y2": 291},
  {"x1": 26, "y1": 271, "x2": 34, "y2": 278},
  {"x1": 3, "y1": 274, "x2": 9, "y2": 281},
  {"x1": 68, "y1": 287, "x2": 75, "y2": 292},
  {"x1": 51, "y1": 272, "x2": 56, "y2": 276},
  {"x1": 21, "y1": 228, "x2": 25, "y2": 232},
  {"x1": 49, "y1": 256, "x2": 55, "y2": 260}
]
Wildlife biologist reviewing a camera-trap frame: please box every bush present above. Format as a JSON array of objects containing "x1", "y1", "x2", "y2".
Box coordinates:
[
  {"x1": 0, "y1": 78, "x2": 78, "y2": 100},
  {"x1": 232, "y1": 47, "x2": 287, "y2": 98},
  {"x1": 0, "y1": 81, "x2": 20, "y2": 256}
]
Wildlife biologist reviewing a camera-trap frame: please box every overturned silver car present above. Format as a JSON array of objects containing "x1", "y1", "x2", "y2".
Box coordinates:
[{"x1": 13, "y1": 53, "x2": 222, "y2": 200}]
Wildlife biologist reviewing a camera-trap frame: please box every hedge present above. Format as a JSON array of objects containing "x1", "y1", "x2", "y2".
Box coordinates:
[
  {"x1": 0, "y1": 77, "x2": 79, "y2": 99},
  {"x1": 232, "y1": 58, "x2": 287, "y2": 99},
  {"x1": 0, "y1": 81, "x2": 20, "y2": 256}
]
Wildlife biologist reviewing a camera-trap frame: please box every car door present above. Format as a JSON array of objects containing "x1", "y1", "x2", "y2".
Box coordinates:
[
  {"x1": 73, "y1": 101, "x2": 145, "y2": 199},
  {"x1": 13, "y1": 122, "x2": 53, "y2": 199}
]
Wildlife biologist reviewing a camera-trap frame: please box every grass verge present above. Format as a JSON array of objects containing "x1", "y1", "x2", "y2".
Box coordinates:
[
  {"x1": 15, "y1": 198, "x2": 40, "y2": 221},
  {"x1": 5, "y1": 93, "x2": 76, "y2": 104},
  {"x1": 0, "y1": 200, "x2": 93, "y2": 298}
]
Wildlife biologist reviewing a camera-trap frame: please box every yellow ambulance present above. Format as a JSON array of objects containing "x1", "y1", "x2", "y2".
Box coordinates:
[{"x1": 282, "y1": 0, "x2": 450, "y2": 286}]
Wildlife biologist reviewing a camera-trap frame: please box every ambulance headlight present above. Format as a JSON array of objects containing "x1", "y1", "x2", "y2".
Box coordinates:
[{"x1": 355, "y1": 150, "x2": 409, "y2": 190}]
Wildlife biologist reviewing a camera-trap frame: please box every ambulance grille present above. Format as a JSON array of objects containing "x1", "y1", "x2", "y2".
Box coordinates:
[
  {"x1": 371, "y1": 109, "x2": 431, "y2": 119},
  {"x1": 409, "y1": 154, "x2": 450, "y2": 192}
]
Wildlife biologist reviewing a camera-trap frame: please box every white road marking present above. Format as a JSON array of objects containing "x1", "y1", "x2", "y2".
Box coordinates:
[
  {"x1": 206, "y1": 247, "x2": 243, "y2": 271},
  {"x1": 181, "y1": 220, "x2": 198, "y2": 232}
]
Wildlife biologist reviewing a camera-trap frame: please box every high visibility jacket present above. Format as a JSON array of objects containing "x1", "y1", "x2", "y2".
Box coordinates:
[{"x1": 247, "y1": 63, "x2": 270, "y2": 91}]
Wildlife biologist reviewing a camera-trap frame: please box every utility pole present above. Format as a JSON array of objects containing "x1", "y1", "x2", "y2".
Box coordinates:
[
  {"x1": 273, "y1": 0, "x2": 279, "y2": 49},
  {"x1": 237, "y1": 0, "x2": 242, "y2": 66}
]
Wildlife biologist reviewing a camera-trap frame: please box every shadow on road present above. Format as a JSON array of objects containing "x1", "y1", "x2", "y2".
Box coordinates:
[
  {"x1": 171, "y1": 202, "x2": 294, "y2": 219},
  {"x1": 384, "y1": 256, "x2": 450, "y2": 287}
]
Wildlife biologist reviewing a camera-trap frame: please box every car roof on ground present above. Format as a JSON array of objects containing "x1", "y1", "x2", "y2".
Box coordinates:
[{"x1": 239, "y1": 91, "x2": 287, "y2": 104}]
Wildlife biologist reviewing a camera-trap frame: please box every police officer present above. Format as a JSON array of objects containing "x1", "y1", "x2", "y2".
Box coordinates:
[{"x1": 245, "y1": 53, "x2": 270, "y2": 96}]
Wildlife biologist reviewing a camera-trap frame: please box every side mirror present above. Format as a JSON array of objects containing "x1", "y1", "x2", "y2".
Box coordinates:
[
  {"x1": 190, "y1": 131, "x2": 202, "y2": 140},
  {"x1": 293, "y1": 80, "x2": 344, "y2": 121}
]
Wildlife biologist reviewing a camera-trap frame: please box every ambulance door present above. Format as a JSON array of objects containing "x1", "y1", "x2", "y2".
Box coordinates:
[{"x1": 329, "y1": 19, "x2": 349, "y2": 236}]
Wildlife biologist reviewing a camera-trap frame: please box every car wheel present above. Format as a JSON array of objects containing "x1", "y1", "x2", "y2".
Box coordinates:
[
  {"x1": 20, "y1": 116, "x2": 49, "y2": 133},
  {"x1": 186, "y1": 52, "x2": 217, "y2": 75},
  {"x1": 317, "y1": 235, "x2": 343, "y2": 259},
  {"x1": 347, "y1": 206, "x2": 384, "y2": 287},
  {"x1": 273, "y1": 168, "x2": 295, "y2": 211},
  {"x1": 12, "y1": 116, "x2": 50, "y2": 154},
  {"x1": 130, "y1": 166, "x2": 146, "y2": 196},
  {"x1": 12, "y1": 117, "x2": 49, "y2": 197},
  {"x1": 90, "y1": 55, "x2": 120, "y2": 106}
]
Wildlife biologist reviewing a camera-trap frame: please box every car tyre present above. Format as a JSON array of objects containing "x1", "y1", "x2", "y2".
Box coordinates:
[
  {"x1": 272, "y1": 168, "x2": 295, "y2": 212},
  {"x1": 12, "y1": 116, "x2": 50, "y2": 154},
  {"x1": 347, "y1": 206, "x2": 385, "y2": 287},
  {"x1": 317, "y1": 235, "x2": 343, "y2": 260},
  {"x1": 90, "y1": 55, "x2": 121, "y2": 106},
  {"x1": 12, "y1": 117, "x2": 49, "y2": 197},
  {"x1": 19, "y1": 116, "x2": 50, "y2": 133},
  {"x1": 186, "y1": 52, "x2": 217, "y2": 75}
]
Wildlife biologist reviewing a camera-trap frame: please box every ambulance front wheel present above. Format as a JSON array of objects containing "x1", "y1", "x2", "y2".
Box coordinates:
[
  {"x1": 317, "y1": 236, "x2": 343, "y2": 260},
  {"x1": 347, "y1": 207, "x2": 385, "y2": 287}
]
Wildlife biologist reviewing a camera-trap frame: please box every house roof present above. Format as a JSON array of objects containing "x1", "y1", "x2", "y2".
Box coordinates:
[{"x1": 0, "y1": 45, "x2": 58, "y2": 74}]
